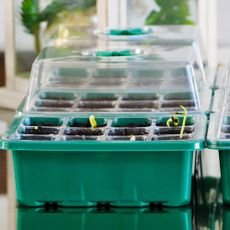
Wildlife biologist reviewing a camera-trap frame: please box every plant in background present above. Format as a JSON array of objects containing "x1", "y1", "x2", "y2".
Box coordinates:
[
  {"x1": 145, "y1": 0, "x2": 194, "y2": 25},
  {"x1": 21, "y1": 0, "x2": 96, "y2": 55},
  {"x1": 21, "y1": 0, "x2": 41, "y2": 55}
]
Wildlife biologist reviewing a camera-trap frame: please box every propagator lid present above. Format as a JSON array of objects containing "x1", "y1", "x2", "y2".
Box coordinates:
[
  {"x1": 207, "y1": 88, "x2": 230, "y2": 149},
  {"x1": 22, "y1": 44, "x2": 209, "y2": 114},
  {"x1": 40, "y1": 40, "x2": 206, "y2": 84},
  {"x1": 214, "y1": 64, "x2": 230, "y2": 89},
  {"x1": 47, "y1": 25, "x2": 207, "y2": 74}
]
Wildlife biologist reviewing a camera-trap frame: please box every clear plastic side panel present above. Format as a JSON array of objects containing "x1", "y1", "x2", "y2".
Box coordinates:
[
  {"x1": 207, "y1": 112, "x2": 230, "y2": 148},
  {"x1": 215, "y1": 65, "x2": 230, "y2": 89},
  {"x1": 208, "y1": 89, "x2": 230, "y2": 148},
  {"x1": 38, "y1": 44, "x2": 206, "y2": 89},
  {"x1": 45, "y1": 25, "x2": 207, "y2": 86},
  {"x1": 24, "y1": 59, "x2": 201, "y2": 113}
]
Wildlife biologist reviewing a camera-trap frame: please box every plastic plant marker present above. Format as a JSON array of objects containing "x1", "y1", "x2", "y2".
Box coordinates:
[
  {"x1": 89, "y1": 115, "x2": 97, "y2": 129},
  {"x1": 179, "y1": 105, "x2": 188, "y2": 139},
  {"x1": 130, "y1": 135, "x2": 136, "y2": 141}
]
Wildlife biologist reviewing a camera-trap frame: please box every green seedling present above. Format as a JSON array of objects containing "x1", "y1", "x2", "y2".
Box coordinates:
[
  {"x1": 89, "y1": 115, "x2": 97, "y2": 129},
  {"x1": 166, "y1": 105, "x2": 188, "y2": 139},
  {"x1": 166, "y1": 116, "x2": 179, "y2": 127},
  {"x1": 130, "y1": 135, "x2": 136, "y2": 141}
]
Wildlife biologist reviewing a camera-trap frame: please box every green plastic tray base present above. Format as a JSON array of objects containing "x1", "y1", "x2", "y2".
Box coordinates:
[
  {"x1": 224, "y1": 208, "x2": 230, "y2": 229},
  {"x1": 219, "y1": 150, "x2": 230, "y2": 204},
  {"x1": 12, "y1": 150, "x2": 193, "y2": 207}
]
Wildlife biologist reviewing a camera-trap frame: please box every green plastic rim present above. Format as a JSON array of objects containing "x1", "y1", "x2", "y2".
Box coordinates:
[{"x1": 1, "y1": 114, "x2": 206, "y2": 151}]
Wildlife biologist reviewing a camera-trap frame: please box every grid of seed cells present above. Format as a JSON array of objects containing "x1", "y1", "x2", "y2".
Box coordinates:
[
  {"x1": 32, "y1": 91, "x2": 197, "y2": 113},
  {"x1": 47, "y1": 68, "x2": 191, "y2": 90},
  {"x1": 16, "y1": 116, "x2": 195, "y2": 141}
]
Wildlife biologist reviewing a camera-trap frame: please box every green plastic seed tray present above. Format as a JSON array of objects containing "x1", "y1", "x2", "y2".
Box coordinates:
[
  {"x1": 2, "y1": 113, "x2": 207, "y2": 207},
  {"x1": 23, "y1": 52, "x2": 211, "y2": 114},
  {"x1": 224, "y1": 207, "x2": 230, "y2": 229},
  {"x1": 17, "y1": 207, "x2": 192, "y2": 230},
  {"x1": 207, "y1": 111, "x2": 230, "y2": 204}
]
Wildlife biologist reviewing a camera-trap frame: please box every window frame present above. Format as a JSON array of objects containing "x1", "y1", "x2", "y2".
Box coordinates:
[{"x1": 3, "y1": 0, "x2": 217, "y2": 110}]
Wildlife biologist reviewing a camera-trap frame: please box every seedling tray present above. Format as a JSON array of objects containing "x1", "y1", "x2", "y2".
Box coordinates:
[
  {"x1": 32, "y1": 91, "x2": 197, "y2": 113},
  {"x1": 26, "y1": 89, "x2": 211, "y2": 114},
  {"x1": 17, "y1": 207, "x2": 192, "y2": 230},
  {"x1": 207, "y1": 113, "x2": 230, "y2": 204},
  {"x1": 23, "y1": 57, "x2": 211, "y2": 114},
  {"x1": 2, "y1": 113, "x2": 206, "y2": 207}
]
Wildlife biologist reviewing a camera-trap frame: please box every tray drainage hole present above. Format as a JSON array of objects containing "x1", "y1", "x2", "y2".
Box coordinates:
[
  {"x1": 81, "y1": 93, "x2": 117, "y2": 101},
  {"x1": 149, "y1": 202, "x2": 164, "y2": 210},
  {"x1": 68, "y1": 118, "x2": 107, "y2": 128},
  {"x1": 122, "y1": 93, "x2": 159, "y2": 101},
  {"x1": 39, "y1": 91, "x2": 76, "y2": 100},
  {"x1": 155, "y1": 117, "x2": 195, "y2": 127},
  {"x1": 44, "y1": 202, "x2": 59, "y2": 209},
  {"x1": 23, "y1": 117, "x2": 63, "y2": 127},
  {"x1": 97, "y1": 202, "x2": 111, "y2": 210},
  {"x1": 112, "y1": 118, "x2": 152, "y2": 128}
]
